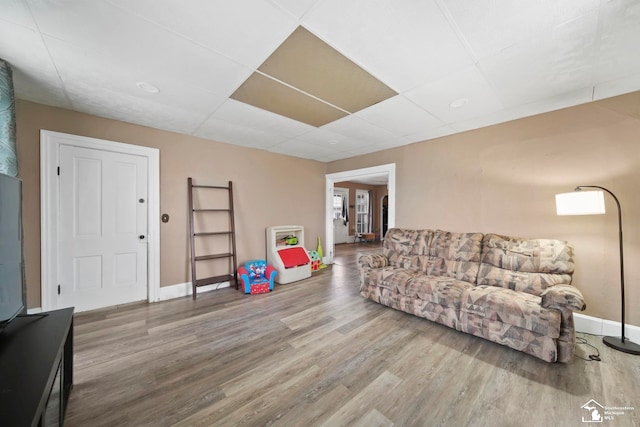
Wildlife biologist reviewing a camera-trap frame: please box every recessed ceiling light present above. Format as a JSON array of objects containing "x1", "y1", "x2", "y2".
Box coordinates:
[
  {"x1": 136, "y1": 81, "x2": 160, "y2": 93},
  {"x1": 449, "y1": 98, "x2": 469, "y2": 108}
]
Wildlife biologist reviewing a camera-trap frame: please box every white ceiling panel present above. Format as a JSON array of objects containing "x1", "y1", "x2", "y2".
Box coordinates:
[
  {"x1": 479, "y1": 10, "x2": 599, "y2": 107},
  {"x1": 27, "y1": 0, "x2": 252, "y2": 95},
  {"x1": 1, "y1": 1, "x2": 639, "y2": 162},
  {"x1": 593, "y1": 0, "x2": 640, "y2": 83},
  {"x1": 44, "y1": 37, "x2": 228, "y2": 114},
  {"x1": 270, "y1": 0, "x2": 323, "y2": 20},
  {"x1": 64, "y1": 82, "x2": 211, "y2": 135},
  {"x1": 355, "y1": 96, "x2": 444, "y2": 136},
  {"x1": 440, "y1": 0, "x2": 600, "y2": 61},
  {"x1": 405, "y1": 67, "x2": 504, "y2": 123},
  {"x1": 106, "y1": 0, "x2": 298, "y2": 68},
  {"x1": 594, "y1": 72, "x2": 640, "y2": 101},
  {"x1": 0, "y1": 21, "x2": 71, "y2": 108},
  {"x1": 322, "y1": 114, "x2": 407, "y2": 146},
  {"x1": 0, "y1": 0, "x2": 37, "y2": 29},
  {"x1": 203, "y1": 99, "x2": 314, "y2": 139},
  {"x1": 404, "y1": 125, "x2": 456, "y2": 145},
  {"x1": 303, "y1": 0, "x2": 474, "y2": 92},
  {"x1": 506, "y1": 87, "x2": 595, "y2": 121}
]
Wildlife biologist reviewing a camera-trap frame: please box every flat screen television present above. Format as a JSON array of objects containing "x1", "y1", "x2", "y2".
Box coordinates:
[{"x1": 0, "y1": 172, "x2": 25, "y2": 329}]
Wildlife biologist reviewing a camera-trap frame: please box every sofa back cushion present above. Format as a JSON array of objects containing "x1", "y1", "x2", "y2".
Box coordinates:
[
  {"x1": 477, "y1": 234, "x2": 575, "y2": 296},
  {"x1": 383, "y1": 228, "x2": 435, "y2": 272},
  {"x1": 429, "y1": 230, "x2": 483, "y2": 282}
]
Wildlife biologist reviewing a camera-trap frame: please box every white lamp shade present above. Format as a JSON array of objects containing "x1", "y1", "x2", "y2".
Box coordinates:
[{"x1": 555, "y1": 190, "x2": 606, "y2": 215}]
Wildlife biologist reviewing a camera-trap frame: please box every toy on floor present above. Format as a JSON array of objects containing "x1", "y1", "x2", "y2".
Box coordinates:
[
  {"x1": 267, "y1": 225, "x2": 311, "y2": 284},
  {"x1": 316, "y1": 236, "x2": 327, "y2": 269},
  {"x1": 238, "y1": 260, "x2": 277, "y2": 294},
  {"x1": 308, "y1": 250, "x2": 321, "y2": 271}
]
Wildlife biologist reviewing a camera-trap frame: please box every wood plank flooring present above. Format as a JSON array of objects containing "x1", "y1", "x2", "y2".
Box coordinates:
[{"x1": 66, "y1": 243, "x2": 640, "y2": 426}]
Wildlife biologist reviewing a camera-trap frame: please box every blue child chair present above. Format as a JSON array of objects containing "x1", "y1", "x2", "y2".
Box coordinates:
[{"x1": 238, "y1": 260, "x2": 277, "y2": 294}]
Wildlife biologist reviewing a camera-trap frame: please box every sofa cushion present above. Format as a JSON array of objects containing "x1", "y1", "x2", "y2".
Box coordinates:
[
  {"x1": 460, "y1": 285, "x2": 561, "y2": 338},
  {"x1": 429, "y1": 230, "x2": 483, "y2": 282},
  {"x1": 383, "y1": 228, "x2": 433, "y2": 261},
  {"x1": 405, "y1": 275, "x2": 474, "y2": 310},
  {"x1": 365, "y1": 267, "x2": 423, "y2": 294},
  {"x1": 478, "y1": 234, "x2": 575, "y2": 296}
]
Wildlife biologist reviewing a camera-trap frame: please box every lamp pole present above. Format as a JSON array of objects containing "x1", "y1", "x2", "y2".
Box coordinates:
[{"x1": 576, "y1": 185, "x2": 640, "y2": 354}]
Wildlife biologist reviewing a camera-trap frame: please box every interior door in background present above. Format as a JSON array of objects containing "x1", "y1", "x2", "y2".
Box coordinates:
[
  {"x1": 57, "y1": 145, "x2": 148, "y2": 312},
  {"x1": 333, "y1": 188, "x2": 349, "y2": 244}
]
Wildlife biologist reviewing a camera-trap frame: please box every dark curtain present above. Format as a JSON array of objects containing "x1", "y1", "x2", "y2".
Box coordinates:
[{"x1": 0, "y1": 58, "x2": 17, "y2": 176}]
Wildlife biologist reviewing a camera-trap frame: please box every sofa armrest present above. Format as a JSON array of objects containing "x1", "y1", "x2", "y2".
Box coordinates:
[
  {"x1": 358, "y1": 253, "x2": 388, "y2": 269},
  {"x1": 541, "y1": 284, "x2": 586, "y2": 312}
]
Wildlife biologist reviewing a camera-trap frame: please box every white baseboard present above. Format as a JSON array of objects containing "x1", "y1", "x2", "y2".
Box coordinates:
[
  {"x1": 157, "y1": 281, "x2": 231, "y2": 301},
  {"x1": 26, "y1": 282, "x2": 231, "y2": 314},
  {"x1": 574, "y1": 313, "x2": 640, "y2": 343}
]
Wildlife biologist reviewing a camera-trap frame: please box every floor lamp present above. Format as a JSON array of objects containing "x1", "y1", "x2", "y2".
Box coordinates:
[{"x1": 556, "y1": 185, "x2": 640, "y2": 355}]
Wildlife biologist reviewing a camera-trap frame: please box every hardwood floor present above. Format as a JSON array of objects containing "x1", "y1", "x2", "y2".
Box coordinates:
[{"x1": 66, "y1": 243, "x2": 639, "y2": 426}]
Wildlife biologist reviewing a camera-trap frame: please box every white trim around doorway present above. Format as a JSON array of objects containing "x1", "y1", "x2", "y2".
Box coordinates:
[{"x1": 325, "y1": 163, "x2": 396, "y2": 264}]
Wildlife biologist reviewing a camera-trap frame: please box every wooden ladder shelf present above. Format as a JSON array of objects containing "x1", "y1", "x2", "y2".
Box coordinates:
[{"x1": 188, "y1": 178, "x2": 238, "y2": 299}]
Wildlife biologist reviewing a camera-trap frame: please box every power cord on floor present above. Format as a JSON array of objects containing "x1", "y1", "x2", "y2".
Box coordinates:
[{"x1": 575, "y1": 336, "x2": 601, "y2": 362}]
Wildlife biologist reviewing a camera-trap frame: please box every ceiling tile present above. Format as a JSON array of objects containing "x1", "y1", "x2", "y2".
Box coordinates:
[
  {"x1": 478, "y1": 10, "x2": 599, "y2": 107},
  {"x1": 355, "y1": 95, "x2": 444, "y2": 136},
  {"x1": 404, "y1": 125, "x2": 456, "y2": 144},
  {"x1": 106, "y1": 0, "x2": 298, "y2": 68},
  {"x1": 303, "y1": 0, "x2": 474, "y2": 92},
  {"x1": 0, "y1": 21, "x2": 71, "y2": 108},
  {"x1": 270, "y1": 0, "x2": 322, "y2": 19},
  {"x1": 0, "y1": 0, "x2": 37, "y2": 29},
  {"x1": 404, "y1": 67, "x2": 504, "y2": 123},
  {"x1": 64, "y1": 81, "x2": 211, "y2": 135},
  {"x1": 195, "y1": 116, "x2": 289, "y2": 149},
  {"x1": 321, "y1": 114, "x2": 403, "y2": 146},
  {"x1": 258, "y1": 26, "x2": 397, "y2": 113},
  {"x1": 594, "y1": 71, "x2": 640, "y2": 101},
  {"x1": 592, "y1": 0, "x2": 640, "y2": 83},
  {"x1": 203, "y1": 99, "x2": 314, "y2": 139},
  {"x1": 440, "y1": 0, "x2": 600, "y2": 60},
  {"x1": 44, "y1": 37, "x2": 229, "y2": 114},
  {"x1": 231, "y1": 72, "x2": 348, "y2": 127},
  {"x1": 506, "y1": 87, "x2": 594, "y2": 120},
  {"x1": 28, "y1": 0, "x2": 251, "y2": 95}
]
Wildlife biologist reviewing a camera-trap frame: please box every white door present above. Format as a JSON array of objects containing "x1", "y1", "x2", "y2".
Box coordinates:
[
  {"x1": 57, "y1": 145, "x2": 148, "y2": 311},
  {"x1": 333, "y1": 188, "x2": 349, "y2": 244}
]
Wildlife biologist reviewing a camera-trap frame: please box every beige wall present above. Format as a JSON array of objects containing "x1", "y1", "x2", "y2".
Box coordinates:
[
  {"x1": 328, "y1": 92, "x2": 640, "y2": 327},
  {"x1": 16, "y1": 100, "x2": 326, "y2": 308},
  {"x1": 16, "y1": 92, "x2": 640, "y2": 327}
]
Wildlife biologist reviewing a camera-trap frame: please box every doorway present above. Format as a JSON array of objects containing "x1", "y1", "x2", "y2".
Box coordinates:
[
  {"x1": 40, "y1": 130, "x2": 160, "y2": 312},
  {"x1": 325, "y1": 163, "x2": 395, "y2": 264},
  {"x1": 333, "y1": 187, "x2": 349, "y2": 244}
]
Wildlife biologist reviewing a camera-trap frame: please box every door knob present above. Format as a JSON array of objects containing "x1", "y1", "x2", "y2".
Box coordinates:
[{"x1": 139, "y1": 235, "x2": 145, "y2": 240}]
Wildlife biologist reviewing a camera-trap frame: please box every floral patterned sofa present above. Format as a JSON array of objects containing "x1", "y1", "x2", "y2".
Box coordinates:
[{"x1": 358, "y1": 228, "x2": 586, "y2": 362}]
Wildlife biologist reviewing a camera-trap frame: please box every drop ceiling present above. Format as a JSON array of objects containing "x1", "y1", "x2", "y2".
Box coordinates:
[{"x1": 1, "y1": 0, "x2": 639, "y2": 163}]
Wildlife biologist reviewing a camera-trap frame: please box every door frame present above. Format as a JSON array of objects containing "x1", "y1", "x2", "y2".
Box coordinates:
[
  {"x1": 40, "y1": 130, "x2": 160, "y2": 311},
  {"x1": 325, "y1": 163, "x2": 395, "y2": 264}
]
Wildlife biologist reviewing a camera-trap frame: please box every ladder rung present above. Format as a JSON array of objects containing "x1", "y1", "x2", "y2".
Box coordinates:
[
  {"x1": 195, "y1": 253, "x2": 234, "y2": 261},
  {"x1": 192, "y1": 185, "x2": 229, "y2": 190},
  {"x1": 194, "y1": 231, "x2": 233, "y2": 236},
  {"x1": 193, "y1": 209, "x2": 230, "y2": 212},
  {"x1": 195, "y1": 274, "x2": 234, "y2": 287}
]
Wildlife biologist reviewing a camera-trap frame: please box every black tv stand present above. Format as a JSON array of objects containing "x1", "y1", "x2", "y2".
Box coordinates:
[{"x1": 0, "y1": 307, "x2": 74, "y2": 426}]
